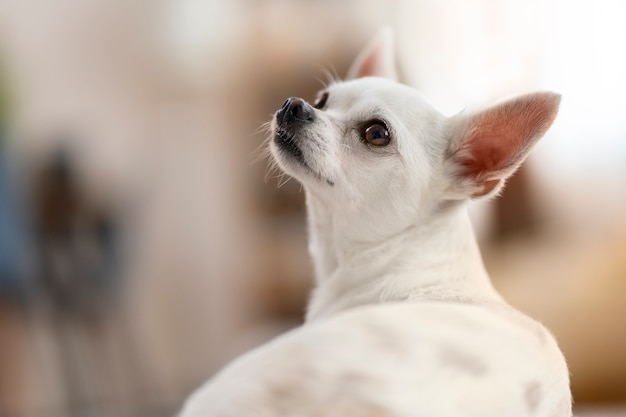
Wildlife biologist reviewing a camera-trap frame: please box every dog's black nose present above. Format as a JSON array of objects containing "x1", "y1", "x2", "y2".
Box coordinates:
[{"x1": 279, "y1": 97, "x2": 315, "y2": 123}]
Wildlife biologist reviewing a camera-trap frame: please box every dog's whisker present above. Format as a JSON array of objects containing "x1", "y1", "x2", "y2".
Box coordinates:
[
  {"x1": 251, "y1": 120, "x2": 277, "y2": 165},
  {"x1": 314, "y1": 75, "x2": 328, "y2": 89},
  {"x1": 253, "y1": 120, "x2": 274, "y2": 136},
  {"x1": 263, "y1": 156, "x2": 282, "y2": 183},
  {"x1": 268, "y1": 167, "x2": 281, "y2": 183},
  {"x1": 277, "y1": 174, "x2": 293, "y2": 189},
  {"x1": 327, "y1": 65, "x2": 341, "y2": 85},
  {"x1": 251, "y1": 139, "x2": 272, "y2": 165},
  {"x1": 340, "y1": 143, "x2": 355, "y2": 152},
  {"x1": 315, "y1": 65, "x2": 341, "y2": 89},
  {"x1": 316, "y1": 65, "x2": 333, "y2": 88}
]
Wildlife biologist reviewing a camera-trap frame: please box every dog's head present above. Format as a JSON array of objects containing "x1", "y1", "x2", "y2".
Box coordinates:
[{"x1": 270, "y1": 28, "x2": 559, "y2": 236}]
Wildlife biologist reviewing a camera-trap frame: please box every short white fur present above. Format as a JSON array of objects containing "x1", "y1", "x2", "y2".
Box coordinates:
[{"x1": 179, "y1": 28, "x2": 572, "y2": 417}]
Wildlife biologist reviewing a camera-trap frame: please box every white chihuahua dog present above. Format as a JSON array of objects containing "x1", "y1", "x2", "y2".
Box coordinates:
[{"x1": 180, "y1": 28, "x2": 571, "y2": 417}]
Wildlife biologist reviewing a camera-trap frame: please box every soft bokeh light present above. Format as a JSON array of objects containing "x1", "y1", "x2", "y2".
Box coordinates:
[{"x1": 0, "y1": 1, "x2": 625, "y2": 416}]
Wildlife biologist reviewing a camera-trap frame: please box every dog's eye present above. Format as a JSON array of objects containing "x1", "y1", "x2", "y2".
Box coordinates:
[
  {"x1": 363, "y1": 122, "x2": 391, "y2": 147},
  {"x1": 313, "y1": 92, "x2": 329, "y2": 110}
]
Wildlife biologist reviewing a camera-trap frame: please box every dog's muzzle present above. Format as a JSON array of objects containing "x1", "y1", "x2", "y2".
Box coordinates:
[
  {"x1": 272, "y1": 97, "x2": 334, "y2": 187},
  {"x1": 274, "y1": 97, "x2": 315, "y2": 163}
]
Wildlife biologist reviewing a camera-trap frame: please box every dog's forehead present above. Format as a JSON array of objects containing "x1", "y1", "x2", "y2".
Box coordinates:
[{"x1": 329, "y1": 78, "x2": 438, "y2": 116}]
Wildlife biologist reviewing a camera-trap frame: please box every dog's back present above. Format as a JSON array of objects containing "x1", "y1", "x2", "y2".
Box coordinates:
[{"x1": 180, "y1": 302, "x2": 570, "y2": 417}]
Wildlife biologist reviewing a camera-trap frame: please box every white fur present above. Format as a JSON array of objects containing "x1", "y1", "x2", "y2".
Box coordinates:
[{"x1": 179, "y1": 29, "x2": 571, "y2": 417}]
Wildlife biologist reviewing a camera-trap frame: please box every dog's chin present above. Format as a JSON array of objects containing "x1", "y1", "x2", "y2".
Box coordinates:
[{"x1": 272, "y1": 131, "x2": 335, "y2": 187}]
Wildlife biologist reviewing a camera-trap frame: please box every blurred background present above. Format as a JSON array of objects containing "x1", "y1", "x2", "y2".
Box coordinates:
[{"x1": 0, "y1": 0, "x2": 625, "y2": 416}]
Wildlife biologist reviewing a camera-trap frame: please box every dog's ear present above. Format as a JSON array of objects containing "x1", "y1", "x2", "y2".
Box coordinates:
[
  {"x1": 445, "y1": 92, "x2": 560, "y2": 199},
  {"x1": 347, "y1": 27, "x2": 398, "y2": 81}
]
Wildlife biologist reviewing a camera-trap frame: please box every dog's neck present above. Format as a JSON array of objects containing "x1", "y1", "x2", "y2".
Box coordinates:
[{"x1": 304, "y1": 194, "x2": 503, "y2": 322}]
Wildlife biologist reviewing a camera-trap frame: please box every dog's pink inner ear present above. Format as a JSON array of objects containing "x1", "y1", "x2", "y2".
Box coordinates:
[
  {"x1": 347, "y1": 27, "x2": 397, "y2": 80},
  {"x1": 452, "y1": 93, "x2": 561, "y2": 197},
  {"x1": 354, "y1": 44, "x2": 390, "y2": 79}
]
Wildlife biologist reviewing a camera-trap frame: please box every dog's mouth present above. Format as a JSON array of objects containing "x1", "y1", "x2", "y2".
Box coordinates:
[
  {"x1": 273, "y1": 129, "x2": 334, "y2": 186},
  {"x1": 275, "y1": 129, "x2": 306, "y2": 165}
]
